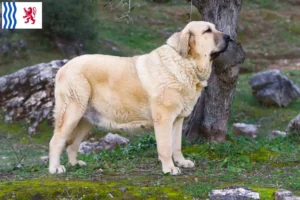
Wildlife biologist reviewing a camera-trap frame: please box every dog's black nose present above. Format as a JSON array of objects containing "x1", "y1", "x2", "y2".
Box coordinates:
[{"x1": 223, "y1": 34, "x2": 231, "y2": 41}]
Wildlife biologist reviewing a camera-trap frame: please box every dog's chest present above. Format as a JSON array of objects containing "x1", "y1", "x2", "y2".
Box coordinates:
[{"x1": 179, "y1": 82, "x2": 204, "y2": 117}]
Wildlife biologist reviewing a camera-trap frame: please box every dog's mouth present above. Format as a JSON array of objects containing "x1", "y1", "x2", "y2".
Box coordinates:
[
  {"x1": 210, "y1": 51, "x2": 222, "y2": 60},
  {"x1": 210, "y1": 38, "x2": 233, "y2": 60}
]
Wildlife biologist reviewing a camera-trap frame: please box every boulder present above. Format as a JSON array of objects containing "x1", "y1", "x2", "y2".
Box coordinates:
[
  {"x1": 40, "y1": 156, "x2": 49, "y2": 165},
  {"x1": 286, "y1": 114, "x2": 300, "y2": 134},
  {"x1": 233, "y1": 123, "x2": 258, "y2": 138},
  {"x1": 249, "y1": 70, "x2": 300, "y2": 107},
  {"x1": 78, "y1": 133, "x2": 130, "y2": 154},
  {"x1": 209, "y1": 187, "x2": 260, "y2": 200},
  {"x1": 275, "y1": 189, "x2": 300, "y2": 200},
  {"x1": 0, "y1": 59, "x2": 68, "y2": 133},
  {"x1": 268, "y1": 130, "x2": 287, "y2": 139}
]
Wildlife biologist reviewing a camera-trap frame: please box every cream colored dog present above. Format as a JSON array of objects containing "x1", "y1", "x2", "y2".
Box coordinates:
[{"x1": 49, "y1": 21, "x2": 231, "y2": 175}]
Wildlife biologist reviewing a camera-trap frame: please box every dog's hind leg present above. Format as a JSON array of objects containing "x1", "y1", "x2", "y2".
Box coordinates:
[
  {"x1": 66, "y1": 119, "x2": 92, "y2": 166},
  {"x1": 49, "y1": 76, "x2": 91, "y2": 174},
  {"x1": 49, "y1": 101, "x2": 86, "y2": 174}
]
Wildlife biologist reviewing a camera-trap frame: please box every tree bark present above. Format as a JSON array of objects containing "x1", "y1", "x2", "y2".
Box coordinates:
[{"x1": 183, "y1": 0, "x2": 246, "y2": 141}]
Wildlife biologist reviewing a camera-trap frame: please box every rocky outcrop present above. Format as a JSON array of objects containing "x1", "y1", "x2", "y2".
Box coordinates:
[
  {"x1": 78, "y1": 133, "x2": 130, "y2": 154},
  {"x1": 275, "y1": 189, "x2": 300, "y2": 200},
  {"x1": 209, "y1": 187, "x2": 260, "y2": 200},
  {"x1": 249, "y1": 70, "x2": 300, "y2": 107},
  {"x1": 0, "y1": 59, "x2": 68, "y2": 133},
  {"x1": 268, "y1": 130, "x2": 287, "y2": 139},
  {"x1": 286, "y1": 114, "x2": 300, "y2": 134},
  {"x1": 232, "y1": 123, "x2": 258, "y2": 138}
]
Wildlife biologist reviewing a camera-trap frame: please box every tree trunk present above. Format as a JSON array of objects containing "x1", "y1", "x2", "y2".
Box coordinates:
[{"x1": 183, "y1": 0, "x2": 246, "y2": 141}]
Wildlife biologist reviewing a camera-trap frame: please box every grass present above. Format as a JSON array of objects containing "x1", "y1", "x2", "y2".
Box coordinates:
[
  {"x1": 1, "y1": 0, "x2": 300, "y2": 199},
  {"x1": 229, "y1": 70, "x2": 300, "y2": 134},
  {"x1": 1, "y1": 133, "x2": 300, "y2": 199},
  {"x1": 1, "y1": 71, "x2": 300, "y2": 199},
  {"x1": 0, "y1": 31, "x2": 65, "y2": 76}
]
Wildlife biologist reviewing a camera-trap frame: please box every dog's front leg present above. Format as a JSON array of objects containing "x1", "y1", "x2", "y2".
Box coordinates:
[
  {"x1": 152, "y1": 106, "x2": 181, "y2": 175},
  {"x1": 172, "y1": 117, "x2": 195, "y2": 168}
]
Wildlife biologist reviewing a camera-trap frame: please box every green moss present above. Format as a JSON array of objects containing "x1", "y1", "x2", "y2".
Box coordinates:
[
  {"x1": 270, "y1": 160, "x2": 300, "y2": 168},
  {"x1": 251, "y1": 187, "x2": 276, "y2": 200},
  {"x1": 184, "y1": 182, "x2": 214, "y2": 198},
  {"x1": 183, "y1": 145, "x2": 221, "y2": 160},
  {"x1": 249, "y1": 148, "x2": 278, "y2": 163},
  {"x1": 184, "y1": 145, "x2": 278, "y2": 163},
  {"x1": 0, "y1": 179, "x2": 189, "y2": 200},
  {"x1": 0, "y1": 121, "x2": 26, "y2": 136}
]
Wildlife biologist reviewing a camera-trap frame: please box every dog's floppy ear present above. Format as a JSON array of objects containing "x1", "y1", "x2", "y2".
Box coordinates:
[
  {"x1": 166, "y1": 29, "x2": 192, "y2": 58},
  {"x1": 177, "y1": 29, "x2": 191, "y2": 57}
]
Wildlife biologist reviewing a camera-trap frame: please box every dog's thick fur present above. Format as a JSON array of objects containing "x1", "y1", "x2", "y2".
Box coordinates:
[{"x1": 49, "y1": 21, "x2": 230, "y2": 175}]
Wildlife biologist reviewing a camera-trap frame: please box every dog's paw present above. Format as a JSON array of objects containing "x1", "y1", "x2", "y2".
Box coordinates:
[
  {"x1": 49, "y1": 165, "x2": 66, "y2": 174},
  {"x1": 175, "y1": 159, "x2": 195, "y2": 168},
  {"x1": 163, "y1": 166, "x2": 181, "y2": 175}
]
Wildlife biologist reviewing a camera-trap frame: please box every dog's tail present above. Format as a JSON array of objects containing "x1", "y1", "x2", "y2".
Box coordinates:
[{"x1": 53, "y1": 67, "x2": 91, "y2": 130}]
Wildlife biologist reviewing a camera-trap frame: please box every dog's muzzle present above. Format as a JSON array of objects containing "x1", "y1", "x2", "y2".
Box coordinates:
[{"x1": 210, "y1": 34, "x2": 232, "y2": 60}]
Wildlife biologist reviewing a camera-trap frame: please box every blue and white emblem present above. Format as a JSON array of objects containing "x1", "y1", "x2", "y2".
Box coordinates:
[{"x1": 2, "y1": 2, "x2": 42, "y2": 29}]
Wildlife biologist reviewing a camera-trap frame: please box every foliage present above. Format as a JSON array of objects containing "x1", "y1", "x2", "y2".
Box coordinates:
[
  {"x1": 87, "y1": 133, "x2": 157, "y2": 162},
  {"x1": 42, "y1": 0, "x2": 98, "y2": 41}
]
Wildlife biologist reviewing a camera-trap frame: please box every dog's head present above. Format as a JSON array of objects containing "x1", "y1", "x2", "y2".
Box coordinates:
[{"x1": 167, "y1": 21, "x2": 231, "y2": 60}]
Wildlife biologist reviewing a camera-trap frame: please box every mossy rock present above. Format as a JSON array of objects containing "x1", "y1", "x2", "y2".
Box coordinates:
[
  {"x1": 251, "y1": 187, "x2": 277, "y2": 200},
  {"x1": 0, "y1": 179, "x2": 190, "y2": 200}
]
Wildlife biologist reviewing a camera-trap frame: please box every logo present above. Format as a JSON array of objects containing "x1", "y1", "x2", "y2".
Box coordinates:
[
  {"x1": 2, "y1": 2, "x2": 42, "y2": 29},
  {"x1": 23, "y1": 7, "x2": 36, "y2": 24}
]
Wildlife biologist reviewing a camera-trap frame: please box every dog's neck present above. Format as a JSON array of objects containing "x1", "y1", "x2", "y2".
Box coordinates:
[
  {"x1": 156, "y1": 45, "x2": 211, "y2": 87},
  {"x1": 164, "y1": 42, "x2": 212, "y2": 83},
  {"x1": 194, "y1": 58, "x2": 212, "y2": 82}
]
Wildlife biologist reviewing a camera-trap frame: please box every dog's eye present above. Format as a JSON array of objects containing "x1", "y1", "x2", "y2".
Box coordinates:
[{"x1": 204, "y1": 28, "x2": 212, "y2": 34}]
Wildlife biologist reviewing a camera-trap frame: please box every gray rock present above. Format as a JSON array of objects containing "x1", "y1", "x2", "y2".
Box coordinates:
[
  {"x1": 268, "y1": 130, "x2": 287, "y2": 139},
  {"x1": 0, "y1": 59, "x2": 68, "y2": 133},
  {"x1": 119, "y1": 187, "x2": 127, "y2": 193},
  {"x1": 78, "y1": 133, "x2": 130, "y2": 154},
  {"x1": 275, "y1": 189, "x2": 300, "y2": 200},
  {"x1": 16, "y1": 163, "x2": 22, "y2": 169},
  {"x1": 249, "y1": 70, "x2": 300, "y2": 107},
  {"x1": 101, "y1": 133, "x2": 130, "y2": 151},
  {"x1": 40, "y1": 156, "x2": 49, "y2": 164},
  {"x1": 0, "y1": 41, "x2": 11, "y2": 54},
  {"x1": 78, "y1": 141, "x2": 98, "y2": 155},
  {"x1": 12, "y1": 39, "x2": 27, "y2": 50},
  {"x1": 0, "y1": 40, "x2": 27, "y2": 56},
  {"x1": 233, "y1": 123, "x2": 258, "y2": 138},
  {"x1": 209, "y1": 187, "x2": 260, "y2": 200},
  {"x1": 286, "y1": 114, "x2": 300, "y2": 134}
]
